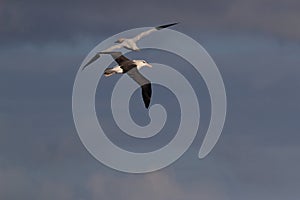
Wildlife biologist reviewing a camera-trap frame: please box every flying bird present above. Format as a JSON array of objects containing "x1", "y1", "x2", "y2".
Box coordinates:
[
  {"x1": 82, "y1": 22, "x2": 178, "y2": 70},
  {"x1": 106, "y1": 22, "x2": 178, "y2": 51},
  {"x1": 100, "y1": 52, "x2": 152, "y2": 109}
]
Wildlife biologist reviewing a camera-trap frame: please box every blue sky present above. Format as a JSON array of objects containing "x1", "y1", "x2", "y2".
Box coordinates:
[{"x1": 1, "y1": 0, "x2": 300, "y2": 199}]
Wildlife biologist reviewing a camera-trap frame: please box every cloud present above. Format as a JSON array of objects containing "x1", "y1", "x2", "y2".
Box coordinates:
[
  {"x1": 224, "y1": 0, "x2": 300, "y2": 40},
  {"x1": 1, "y1": 0, "x2": 300, "y2": 46},
  {"x1": 0, "y1": 167, "x2": 76, "y2": 200},
  {"x1": 85, "y1": 168, "x2": 233, "y2": 200},
  {"x1": 37, "y1": 181, "x2": 74, "y2": 200},
  {"x1": 86, "y1": 171, "x2": 183, "y2": 200},
  {"x1": 0, "y1": 168, "x2": 34, "y2": 199}
]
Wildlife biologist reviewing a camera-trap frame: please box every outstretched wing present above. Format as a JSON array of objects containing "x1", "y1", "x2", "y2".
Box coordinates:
[
  {"x1": 102, "y1": 43, "x2": 124, "y2": 52},
  {"x1": 132, "y1": 28, "x2": 157, "y2": 42},
  {"x1": 132, "y1": 22, "x2": 178, "y2": 42},
  {"x1": 127, "y1": 68, "x2": 152, "y2": 108},
  {"x1": 155, "y1": 22, "x2": 178, "y2": 30},
  {"x1": 141, "y1": 83, "x2": 152, "y2": 109},
  {"x1": 99, "y1": 51, "x2": 130, "y2": 65},
  {"x1": 82, "y1": 54, "x2": 101, "y2": 71},
  {"x1": 81, "y1": 45, "x2": 127, "y2": 71}
]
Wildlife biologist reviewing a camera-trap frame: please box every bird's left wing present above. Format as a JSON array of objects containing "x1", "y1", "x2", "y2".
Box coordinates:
[
  {"x1": 99, "y1": 52, "x2": 130, "y2": 66},
  {"x1": 127, "y1": 68, "x2": 152, "y2": 108},
  {"x1": 82, "y1": 53, "x2": 101, "y2": 71},
  {"x1": 81, "y1": 45, "x2": 125, "y2": 71}
]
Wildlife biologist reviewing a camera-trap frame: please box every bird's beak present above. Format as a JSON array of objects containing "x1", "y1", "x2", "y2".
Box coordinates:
[{"x1": 146, "y1": 63, "x2": 152, "y2": 68}]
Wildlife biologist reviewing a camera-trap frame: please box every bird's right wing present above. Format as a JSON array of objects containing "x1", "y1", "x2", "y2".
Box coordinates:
[
  {"x1": 132, "y1": 22, "x2": 178, "y2": 42},
  {"x1": 155, "y1": 22, "x2": 178, "y2": 30},
  {"x1": 132, "y1": 28, "x2": 157, "y2": 42},
  {"x1": 127, "y1": 68, "x2": 152, "y2": 108}
]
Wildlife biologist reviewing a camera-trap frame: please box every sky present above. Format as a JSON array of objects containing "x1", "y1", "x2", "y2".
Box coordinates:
[{"x1": 1, "y1": 0, "x2": 300, "y2": 199}]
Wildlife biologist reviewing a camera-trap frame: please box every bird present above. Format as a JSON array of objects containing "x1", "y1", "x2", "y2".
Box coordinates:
[
  {"x1": 81, "y1": 22, "x2": 178, "y2": 70},
  {"x1": 100, "y1": 52, "x2": 152, "y2": 109},
  {"x1": 106, "y1": 22, "x2": 178, "y2": 52}
]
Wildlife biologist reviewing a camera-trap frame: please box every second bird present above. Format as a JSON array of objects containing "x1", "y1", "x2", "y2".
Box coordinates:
[
  {"x1": 82, "y1": 22, "x2": 178, "y2": 70},
  {"x1": 100, "y1": 52, "x2": 152, "y2": 109}
]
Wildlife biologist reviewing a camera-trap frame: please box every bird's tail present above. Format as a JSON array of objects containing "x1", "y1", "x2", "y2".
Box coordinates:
[{"x1": 104, "y1": 68, "x2": 116, "y2": 77}]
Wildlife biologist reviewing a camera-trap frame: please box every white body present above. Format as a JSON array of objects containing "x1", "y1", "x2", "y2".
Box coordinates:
[
  {"x1": 104, "y1": 60, "x2": 152, "y2": 77},
  {"x1": 103, "y1": 28, "x2": 157, "y2": 52}
]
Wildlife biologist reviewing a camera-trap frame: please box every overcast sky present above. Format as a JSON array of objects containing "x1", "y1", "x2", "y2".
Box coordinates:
[{"x1": 1, "y1": 0, "x2": 300, "y2": 199}]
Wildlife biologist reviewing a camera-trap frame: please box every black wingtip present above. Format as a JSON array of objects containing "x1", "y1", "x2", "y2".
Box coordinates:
[
  {"x1": 141, "y1": 83, "x2": 152, "y2": 109},
  {"x1": 81, "y1": 62, "x2": 91, "y2": 71},
  {"x1": 81, "y1": 54, "x2": 101, "y2": 71},
  {"x1": 143, "y1": 98, "x2": 150, "y2": 109},
  {"x1": 81, "y1": 63, "x2": 90, "y2": 72},
  {"x1": 156, "y1": 22, "x2": 179, "y2": 30}
]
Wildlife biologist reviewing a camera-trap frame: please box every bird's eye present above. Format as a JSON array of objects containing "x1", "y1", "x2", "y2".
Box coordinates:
[{"x1": 143, "y1": 61, "x2": 145, "y2": 63}]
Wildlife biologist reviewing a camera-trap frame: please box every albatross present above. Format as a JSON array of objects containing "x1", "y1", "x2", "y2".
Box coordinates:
[
  {"x1": 82, "y1": 22, "x2": 178, "y2": 70},
  {"x1": 100, "y1": 52, "x2": 152, "y2": 109}
]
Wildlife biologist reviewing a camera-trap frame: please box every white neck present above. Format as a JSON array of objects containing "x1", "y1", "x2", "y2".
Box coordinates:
[
  {"x1": 133, "y1": 60, "x2": 144, "y2": 70},
  {"x1": 137, "y1": 65, "x2": 144, "y2": 70}
]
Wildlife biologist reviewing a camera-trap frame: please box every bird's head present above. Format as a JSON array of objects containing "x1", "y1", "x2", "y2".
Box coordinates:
[
  {"x1": 115, "y1": 38, "x2": 126, "y2": 43},
  {"x1": 134, "y1": 60, "x2": 152, "y2": 69}
]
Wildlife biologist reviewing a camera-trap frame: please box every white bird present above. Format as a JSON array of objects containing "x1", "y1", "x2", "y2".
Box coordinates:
[
  {"x1": 106, "y1": 22, "x2": 178, "y2": 51},
  {"x1": 82, "y1": 22, "x2": 178, "y2": 70},
  {"x1": 100, "y1": 52, "x2": 152, "y2": 109}
]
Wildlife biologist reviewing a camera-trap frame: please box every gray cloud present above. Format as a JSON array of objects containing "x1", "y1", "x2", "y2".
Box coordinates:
[{"x1": 1, "y1": 0, "x2": 300, "y2": 46}]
